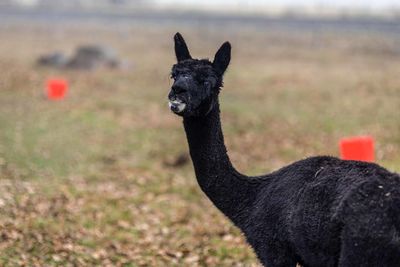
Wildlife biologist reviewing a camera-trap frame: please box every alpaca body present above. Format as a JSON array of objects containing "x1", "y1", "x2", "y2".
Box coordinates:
[
  {"x1": 169, "y1": 33, "x2": 400, "y2": 266},
  {"x1": 245, "y1": 156, "x2": 400, "y2": 267},
  {"x1": 184, "y1": 103, "x2": 400, "y2": 267}
]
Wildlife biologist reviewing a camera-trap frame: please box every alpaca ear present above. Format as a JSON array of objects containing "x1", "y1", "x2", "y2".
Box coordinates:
[
  {"x1": 213, "y1": 42, "x2": 231, "y2": 75},
  {"x1": 174, "y1": 32, "x2": 192, "y2": 62}
]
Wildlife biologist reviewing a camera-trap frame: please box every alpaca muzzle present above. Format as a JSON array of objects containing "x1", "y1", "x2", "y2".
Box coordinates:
[{"x1": 169, "y1": 99, "x2": 186, "y2": 113}]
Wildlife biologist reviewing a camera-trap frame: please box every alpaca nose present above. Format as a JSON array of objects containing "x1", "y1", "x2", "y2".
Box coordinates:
[{"x1": 171, "y1": 84, "x2": 187, "y2": 94}]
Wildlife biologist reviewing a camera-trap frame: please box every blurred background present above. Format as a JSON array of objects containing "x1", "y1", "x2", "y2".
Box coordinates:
[{"x1": 0, "y1": 0, "x2": 399, "y2": 266}]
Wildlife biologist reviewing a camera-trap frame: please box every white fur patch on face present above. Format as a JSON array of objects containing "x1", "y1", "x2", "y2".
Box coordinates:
[{"x1": 169, "y1": 99, "x2": 186, "y2": 113}]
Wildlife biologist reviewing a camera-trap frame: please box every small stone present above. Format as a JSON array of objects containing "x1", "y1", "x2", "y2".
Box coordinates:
[{"x1": 52, "y1": 255, "x2": 62, "y2": 262}]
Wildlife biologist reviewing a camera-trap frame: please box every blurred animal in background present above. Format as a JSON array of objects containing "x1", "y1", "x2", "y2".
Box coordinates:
[
  {"x1": 66, "y1": 45, "x2": 119, "y2": 70},
  {"x1": 37, "y1": 45, "x2": 125, "y2": 70},
  {"x1": 37, "y1": 52, "x2": 67, "y2": 68},
  {"x1": 168, "y1": 32, "x2": 400, "y2": 267}
]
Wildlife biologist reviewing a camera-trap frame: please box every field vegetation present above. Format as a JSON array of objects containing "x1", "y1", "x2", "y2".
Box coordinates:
[{"x1": 0, "y1": 22, "x2": 399, "y2": 266}]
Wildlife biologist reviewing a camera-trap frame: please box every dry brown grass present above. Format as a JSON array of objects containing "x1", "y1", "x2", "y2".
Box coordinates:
[{"x1": 0, "y1": 21, "x2": 399, "y2": 266}]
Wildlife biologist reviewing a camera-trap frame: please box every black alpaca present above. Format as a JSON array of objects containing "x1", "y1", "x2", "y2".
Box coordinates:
[{"x1": 168, "y1": 33, "x2": 400, "y2": 267}]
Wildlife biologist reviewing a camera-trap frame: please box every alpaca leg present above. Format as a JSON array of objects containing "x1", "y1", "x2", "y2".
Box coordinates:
[
  {"x1": 338, "y1": 227, "x2": 400, "y2": 267},
  {"x1": 252, "y1": 241, "x2": 297, "y2": 267},
  {"x1": 257, "y1": 252, "x2": 297, "y2": 267}
]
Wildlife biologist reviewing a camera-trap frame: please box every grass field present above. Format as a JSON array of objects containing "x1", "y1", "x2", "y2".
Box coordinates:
[{"x1": 0, "y1": 21, "x2": 399, "y2": 266}]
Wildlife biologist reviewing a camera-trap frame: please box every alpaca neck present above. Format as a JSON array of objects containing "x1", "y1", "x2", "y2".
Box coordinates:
[{"x1": 183, "y1": 101, "x2": 258, "y2": 227}]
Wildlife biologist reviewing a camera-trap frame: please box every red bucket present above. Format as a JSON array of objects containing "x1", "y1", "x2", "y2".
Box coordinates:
[
  {"x1": 47, "y1": 79, "x2": 68, "y2": 100},
  {"x1": 339, "y1": 136, "x2": 375, "y2": 162}
]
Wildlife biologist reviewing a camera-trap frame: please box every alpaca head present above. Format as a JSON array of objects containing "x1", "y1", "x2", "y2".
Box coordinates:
[{"x1": 168, "y1": 32, "x2": 231, "y2": 117}]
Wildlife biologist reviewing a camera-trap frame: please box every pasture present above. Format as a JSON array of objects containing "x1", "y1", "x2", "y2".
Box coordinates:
[{"x1": 0, "y1": 19, "x2": 399, "y2": 266}]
